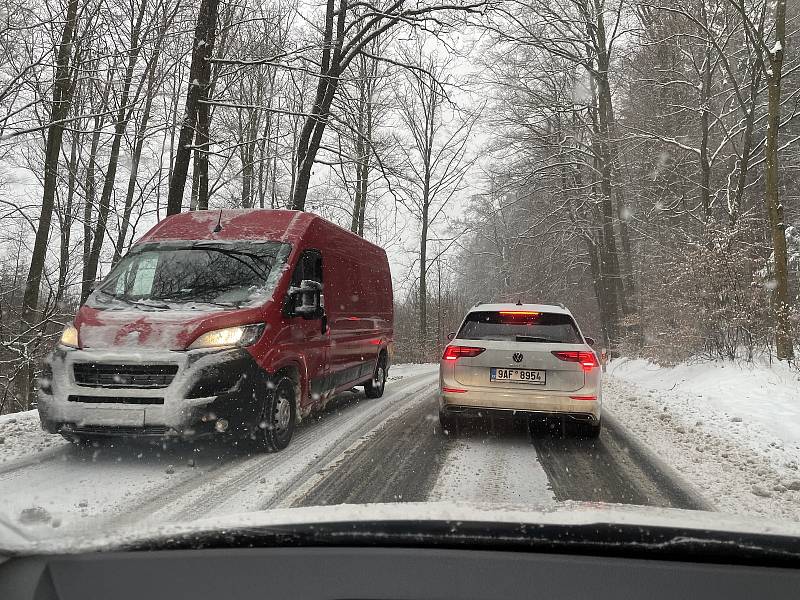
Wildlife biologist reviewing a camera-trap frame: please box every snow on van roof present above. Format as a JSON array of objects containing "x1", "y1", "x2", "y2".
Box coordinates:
[
  {"x1": 139, "y1": 209, "x2": 316, "y2": 243},
  {"x1": 468, "y1": 302, "x2": 572, "y2": 315},
  {"x1": 135, "y1": 210, "x2": 388, "y2": 256}
]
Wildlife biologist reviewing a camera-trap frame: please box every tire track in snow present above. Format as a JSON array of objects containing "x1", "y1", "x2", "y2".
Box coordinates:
[
  {"x1": 290, "y1": 389, "x2": 446, "y2": 506},
  {"x1": 110, "y1": 369, "x2": 438, "y2": 526},
  {"x1": 532, "y1": 417, "x2": 708, "y2": 509}
]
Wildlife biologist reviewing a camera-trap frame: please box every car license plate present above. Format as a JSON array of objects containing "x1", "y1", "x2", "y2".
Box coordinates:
[{"x1": 490, "y1": 368, "x2": 546, "y2": 385}]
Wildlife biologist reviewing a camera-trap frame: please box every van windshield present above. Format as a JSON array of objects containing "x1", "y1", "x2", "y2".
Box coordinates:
[{"x1": 88, "y1": 241, "x2": 291, "y2": 310}]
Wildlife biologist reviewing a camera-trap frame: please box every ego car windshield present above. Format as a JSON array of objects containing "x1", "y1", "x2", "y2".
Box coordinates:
[
  {"x1": 457, "y1": 311, "x2": 582, "y2": 344},
  {"x1": 90, "y1": 241, "x2": 291, "y2": 309}
]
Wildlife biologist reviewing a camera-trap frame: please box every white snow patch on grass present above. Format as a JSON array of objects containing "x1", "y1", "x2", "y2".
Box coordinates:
[{"x1": 605, "y1": 357, "x2": 800, "y2": 522}]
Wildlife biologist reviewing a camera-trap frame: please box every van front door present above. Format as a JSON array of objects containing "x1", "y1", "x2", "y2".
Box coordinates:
[{"x1": 289, "y1": 249, "x2": 330, "y2": 408}]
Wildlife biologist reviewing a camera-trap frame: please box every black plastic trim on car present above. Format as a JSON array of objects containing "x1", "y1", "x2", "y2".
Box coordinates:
[
  {"x1": 67, "y1": 395, "x2": 165, "y2": 405},
  {"x1": 62, "y1": 425, "x2": 172, "y2": 436}
]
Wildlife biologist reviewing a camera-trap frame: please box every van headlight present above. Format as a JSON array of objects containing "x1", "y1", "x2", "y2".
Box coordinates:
[
  {"x1": 60, "y1": 324, "x2": 79, "y2": 348},
  {"x1": 188, "y1": 324, "x2": 265, "y2": 350}
]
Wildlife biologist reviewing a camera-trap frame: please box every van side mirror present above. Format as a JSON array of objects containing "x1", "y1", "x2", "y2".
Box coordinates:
[
  {"x1": 585, "y1": 336, "x2": 596, "y2": 346},
  {"x1": 447, "y1": 331, "x2": 456, "y2": 341},
  {"x1": 285, "y1": 280, "x2": 324, "y2": 320}
]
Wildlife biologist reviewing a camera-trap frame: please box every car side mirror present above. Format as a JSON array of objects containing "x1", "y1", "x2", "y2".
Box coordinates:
[
  {"x1": 585, "y1": 336, "x2": 596, "y2": 346},
  {"x1": 447, "y1": 331, "x2": 456, "y2": 341},
  {"x1": 285, "y1": 280, "x2": 324, "y2": 320}
]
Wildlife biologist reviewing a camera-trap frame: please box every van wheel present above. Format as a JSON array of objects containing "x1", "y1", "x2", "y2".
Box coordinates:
[
  {"x1": 364, "y1": 355, "x2": 387, "y2": 399},
  {"x1": 254, "y1": 377, "x2": 296, "y2": 452}
]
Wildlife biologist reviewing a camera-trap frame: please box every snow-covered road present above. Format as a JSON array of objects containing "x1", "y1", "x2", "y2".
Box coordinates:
[{"x1": 3, "y1": 361, "x2": 786, "y2": 546}]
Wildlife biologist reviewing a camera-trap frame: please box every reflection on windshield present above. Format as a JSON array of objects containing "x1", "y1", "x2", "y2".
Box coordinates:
[
  {"x1": 457, "y1": 312, "x2": 582, "y2": 344},
  {"x1": 90, "y1": 242, "x2": 291, "y2": 309}
]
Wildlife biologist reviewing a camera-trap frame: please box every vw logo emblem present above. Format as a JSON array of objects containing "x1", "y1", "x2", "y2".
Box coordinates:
[{"x1": 512, "y1": 352, "x2": 523, "y2": 363}]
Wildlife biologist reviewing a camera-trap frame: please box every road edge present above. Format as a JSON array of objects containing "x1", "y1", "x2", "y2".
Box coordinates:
[{"x1": 603, "y1": 409, "x2": 716, "y2": 512}]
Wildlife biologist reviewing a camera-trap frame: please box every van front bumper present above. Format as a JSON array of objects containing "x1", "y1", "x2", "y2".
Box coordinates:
[
  {"x1": 38, "y1": 346, "x2": 266, "y2": 439},
  {"x1": 439, "y1": 388, "x2": 601, "y2": 422}
]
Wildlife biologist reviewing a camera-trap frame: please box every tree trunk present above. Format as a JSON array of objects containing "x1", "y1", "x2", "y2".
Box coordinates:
[
  {"x1": 114, "y1": 10, "x2": 171, "y2": 263},
  {"x1": 698, "y1": 35, "x2": 712, "y2": 220},
  {"x1": 20, "y1": 0, "x2": 80, "y2": 409},
  {"x1": 291, "y1": 0, "x2": 347, "y2": 211},
  {"x1": 22, "y1": 0, "x2": 80, "y2": 321},
  {"x1": 57, "y1": 133, "x2": 79, "y2": 305},
  {"x1": 166, "y1": 0, "x2": 219, "y2": 215},
  {"x1": 81, "y1": 1, "x2": 147, "y2": 302},
  {"x1": 764, "y1": 0, "x2": 793, "y2": 360},
  {"x1": 196, "y1": 97, "x2": 211, "y2": 210},
  {"x1": 419, "y1": 202, "x2": 429, "y2": 347},
  {"x1": 592, "y1": 77, "x2": 623, "y2": 347},
  {"x1": 593, "y1": 5, "x2": 631, "y2": 326}
]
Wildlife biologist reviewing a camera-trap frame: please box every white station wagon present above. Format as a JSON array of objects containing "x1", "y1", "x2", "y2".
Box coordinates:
[{"x1": 438, "y1": 303, "x2": 602, "y2": 437}]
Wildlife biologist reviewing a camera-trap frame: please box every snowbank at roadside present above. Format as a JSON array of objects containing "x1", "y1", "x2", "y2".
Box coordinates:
[
  {"x1": 0, "y1": 409, "x2": 68, "y2": 465},
  {"x1": 605, "y1": 357, "x2": 800, "y2": 521}
]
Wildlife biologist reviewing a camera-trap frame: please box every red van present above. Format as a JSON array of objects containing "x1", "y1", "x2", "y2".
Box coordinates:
[{"x1": 37, "y1": 210, "x2": 394, "y2": 451}]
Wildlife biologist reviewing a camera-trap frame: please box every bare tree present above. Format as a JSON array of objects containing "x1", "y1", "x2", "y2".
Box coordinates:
[{"x1": 395, "y1": 48, "x2": 477, "y2": 352}]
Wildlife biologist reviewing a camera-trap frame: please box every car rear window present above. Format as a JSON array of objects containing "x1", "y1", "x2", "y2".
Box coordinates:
[{"x1": 456, "y1": 311, "x2": 583, "y2": 343}]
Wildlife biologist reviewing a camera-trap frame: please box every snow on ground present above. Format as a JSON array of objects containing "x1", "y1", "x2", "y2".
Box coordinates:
[
  {"x1": 388, "y1": 362, "x2": 438, "y2": 379},
  {"x1": 431, "y1": 430, "x2": 556, "y2": 506},
  {"x1": 0, "y1": 365, "x2": 438, "y2": 540},
  {"x1": 0, "y1": 409, "x2": 69, "y2": 465},
  {"x1": 606, "y1": 357, "x2": 800, "y2": 522}
]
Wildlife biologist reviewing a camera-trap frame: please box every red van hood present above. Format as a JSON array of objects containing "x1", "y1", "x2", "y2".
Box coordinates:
[{"x1": 74, "y1": 307, "x2": 221, "y2": 351}]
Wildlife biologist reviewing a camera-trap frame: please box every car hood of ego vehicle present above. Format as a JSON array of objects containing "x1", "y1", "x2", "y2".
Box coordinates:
[{"x1": 2, "y1": 502, "x2": 800, "y2": 565}]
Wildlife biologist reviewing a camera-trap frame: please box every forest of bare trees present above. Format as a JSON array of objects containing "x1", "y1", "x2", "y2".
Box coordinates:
[{"x1": 0, "y1": 0, "x2": 797, "y2": 413}]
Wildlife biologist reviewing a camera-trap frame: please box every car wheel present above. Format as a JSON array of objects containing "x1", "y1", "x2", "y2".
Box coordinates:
[
  {"x1": 253, "y1": 376, "x2": 296, "y2": 452},
  {"x1": 364, "y1": 355, "x2": 387, "y2": 399},
  {"x1": 439, "y1": 410, "x2": 458, "y2": 436}
]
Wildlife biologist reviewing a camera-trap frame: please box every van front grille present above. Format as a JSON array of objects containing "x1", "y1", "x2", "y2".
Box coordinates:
[
  {"x1": 73, "y1": 363, "x2": 178, "y2": 389},
  {"x1": 67, "y1": 395, "x2": 165, "y2": 405}
]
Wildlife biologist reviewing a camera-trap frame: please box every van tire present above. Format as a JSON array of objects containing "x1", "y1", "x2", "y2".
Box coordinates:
[
  {"x1": 364, "y1": 354, "x2": 387, "y2": 399},
  {"x1": 254, "y1": 376, "x2": 296, "y2": 452}
]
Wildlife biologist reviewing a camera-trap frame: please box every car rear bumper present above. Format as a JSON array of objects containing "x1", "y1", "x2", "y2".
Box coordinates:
[
  {"x1": 439, "y1": 388, "x2": 601, "y2": 421},
  {"x1": 37, "y1": 346, "x2": 267, "y2": 439}
]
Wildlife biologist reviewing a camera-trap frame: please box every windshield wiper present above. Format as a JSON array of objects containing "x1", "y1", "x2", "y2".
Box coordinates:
[
  {"x1": 158, "y1": 296, "x2": 240, "y2": 308},
  {"x1": 95, "y1": 289, "x2": 170, "y2": 310},
  {"x1": 515, "y1": 335, "x2": 554, "y2": 343}
]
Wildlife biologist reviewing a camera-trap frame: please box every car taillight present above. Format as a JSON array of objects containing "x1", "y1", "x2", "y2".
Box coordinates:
[
  {"x1": 442, "y1": 345, "x2": 485, "y2": 360},
  {"x1": 551, "y1": 350, "x2": 598, "y2": 372}
]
